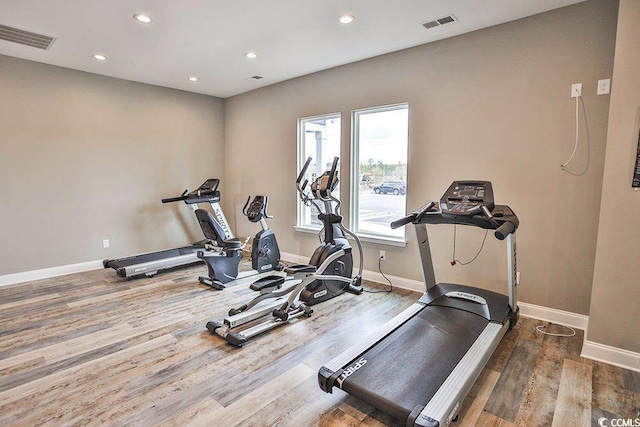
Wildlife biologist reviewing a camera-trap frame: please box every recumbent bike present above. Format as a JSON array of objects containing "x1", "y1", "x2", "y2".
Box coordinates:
[{"x1": 195, "y1": 194, "x2": 286, "y2": 290}]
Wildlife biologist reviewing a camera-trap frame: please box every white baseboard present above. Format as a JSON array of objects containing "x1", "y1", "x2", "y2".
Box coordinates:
[
  {"x1": 0, "y1": 260, "x2": 103, "y2": 287},
  {"x1": 518, "y1": 301, "x2": 589, "y2": 330},
  {"x1": 581, "y1": 340, "x2": 640, "y2": 373}
]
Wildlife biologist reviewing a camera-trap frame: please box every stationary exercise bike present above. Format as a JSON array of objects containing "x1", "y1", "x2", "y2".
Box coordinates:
[
  {"x1": 195, "y1": 195, "x2": 285, "y2": 290},
  {"x1": 296, "y1": 156, "x2": 363, "y2": 304}
]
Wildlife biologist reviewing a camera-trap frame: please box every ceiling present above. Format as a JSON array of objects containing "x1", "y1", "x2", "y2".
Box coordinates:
[{"x1": 0, "y1": 0, "x2": 586, "y2": 98}]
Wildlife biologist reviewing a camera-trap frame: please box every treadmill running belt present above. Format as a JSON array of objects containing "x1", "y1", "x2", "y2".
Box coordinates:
[{"x1": 339, "y1": 305, "x2": 488, "y2": 422}]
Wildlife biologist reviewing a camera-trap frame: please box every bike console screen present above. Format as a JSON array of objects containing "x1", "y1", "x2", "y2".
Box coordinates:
[{"x1": 439, "y1": 181, "x2": 495, "y2": 217}]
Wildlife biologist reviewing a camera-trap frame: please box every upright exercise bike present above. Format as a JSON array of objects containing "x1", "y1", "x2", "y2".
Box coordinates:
[{"x1": 297, "y1": 156, "x2": 363, "y2": 304}]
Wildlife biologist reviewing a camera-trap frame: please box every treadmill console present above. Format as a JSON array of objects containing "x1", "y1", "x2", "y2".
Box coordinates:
[
  {"x1": 194, "y1": 178, "x2": 220, "y2": 196},
  {"x1": 440, "y1": 181, "x2": 494, "y2": 217}
]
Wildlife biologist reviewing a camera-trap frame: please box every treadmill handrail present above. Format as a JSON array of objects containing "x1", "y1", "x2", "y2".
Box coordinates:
[{"x1": 415, "y1": 204, "x2": 519, "y2": 236}]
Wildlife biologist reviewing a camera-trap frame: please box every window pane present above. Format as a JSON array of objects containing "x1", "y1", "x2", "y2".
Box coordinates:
[
  {"x1": 353, "y1": 105, "x2": 408, "y2": 239},
  {"x1": 297, "y1": 114, "x2": 341, "y2": 229}
]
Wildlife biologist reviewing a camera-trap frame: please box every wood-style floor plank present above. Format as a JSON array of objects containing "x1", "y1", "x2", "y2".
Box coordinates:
[
  {"x1": 551, "y1": 358, "x2": 592, "y2": 426},
  {"x1": 484, "y1": 338, "x2": 541, "y2": 422},
  {"x1": 0, "y1": 264, "x2": 638, "y2": 426}
]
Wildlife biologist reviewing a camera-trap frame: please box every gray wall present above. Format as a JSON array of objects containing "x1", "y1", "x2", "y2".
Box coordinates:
[
  {"x1": 589, "y1": 0, "x2": 640, "y2": 353},
  {"x1": 224, "y1": 0, "x2": 618, "y2": 316},
  {"x1": 0, "y1": 56, "x2": 225, "y2": 274}
]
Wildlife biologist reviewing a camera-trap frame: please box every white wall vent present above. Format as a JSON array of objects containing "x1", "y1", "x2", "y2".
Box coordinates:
[
  {"x1": 0, "y1": 24, "x2": 56, "y2": 49},
  {"x1": 422, "y1": 14, "x2": 458, "y2": 30}
]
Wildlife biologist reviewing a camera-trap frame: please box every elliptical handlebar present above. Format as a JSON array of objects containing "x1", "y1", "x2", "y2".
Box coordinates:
[
  {"x1": 327, "y1": 157, "x2": 339, "y2": 192},
  {"x1": 297, "y1": 157, "x2": 312, "y2": 185},
  {"x1": 296, "y1": 157, "x2": 322, "y2": 213}
]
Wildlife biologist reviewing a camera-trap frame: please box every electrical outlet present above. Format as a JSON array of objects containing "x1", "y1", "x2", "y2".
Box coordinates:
[
  {"x1": 571, "y1": 83, "x2": 582, "y2": 98},
  {"x1": 379, "y1": 250, "x2": 386, "y2": 261},
  {"x1": 102, "y1": 239, "x2": 110, "y2": 248},
  {"x1": 597, "y1": 78, "x2": 611, "y2": 95}
]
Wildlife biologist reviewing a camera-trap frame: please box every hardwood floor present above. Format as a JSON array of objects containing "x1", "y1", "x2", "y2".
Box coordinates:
[{"x1": 1, "y1": 263, "x2": 638, "y2": 426}]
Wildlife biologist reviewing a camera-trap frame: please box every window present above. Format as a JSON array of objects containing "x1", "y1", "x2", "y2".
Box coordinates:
[
  {"x1": 297, "y1": 114, "x2": 341, "y2": 229},
  {"x1": 350, "y1": 104, "x2": 409, "y2": 241}
]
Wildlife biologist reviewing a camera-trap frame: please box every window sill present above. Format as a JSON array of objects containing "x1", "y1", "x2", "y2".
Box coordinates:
[{"x1": 293, "y1": 226, "x2": 407, "y2": 248}]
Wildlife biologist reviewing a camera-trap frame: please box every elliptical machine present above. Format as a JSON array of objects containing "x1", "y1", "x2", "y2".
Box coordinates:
[
  {"x1": 195, "y1": 194, "x2": 285, "y2": 290},
  {"x1": 297, "y1": 156, "x2": 363, "y2": 304}
]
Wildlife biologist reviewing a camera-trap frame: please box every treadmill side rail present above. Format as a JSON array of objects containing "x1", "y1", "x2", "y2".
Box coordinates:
[
  {"x1": 114, "y1": 252, "x2": 200, "y2": 277},
  {"x1": 414, "y1": 321, "x2": 508, "y2": 427},
  {"x1": 319, "y1": 302, "x2": 425, "y2": 392}
]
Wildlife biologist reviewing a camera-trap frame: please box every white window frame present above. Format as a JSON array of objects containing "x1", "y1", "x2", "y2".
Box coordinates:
[
  {"x1": 295, "y1": 113, "x2": 341, "y2": 232},
  {"x1": 349, "y1": 103, "x2": 409, "y2": 245}
]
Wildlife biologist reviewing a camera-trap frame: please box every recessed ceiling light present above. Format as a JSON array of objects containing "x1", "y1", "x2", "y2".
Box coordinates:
[
  {"x1": 188, "y1": 76, "x2": 199, "y2": 82},
  {"x1": 133, "y1": 14, "x2": 152, "y2": 24},
  {"x1": 338, "y1": 14, "x2": 355, "y2": 24},
  {"x1": 244, "y1": 52, "x2": 257, "y2": 59},
  {"x1": 92, "y1": 54, "x2": 107, "y2": 61}
]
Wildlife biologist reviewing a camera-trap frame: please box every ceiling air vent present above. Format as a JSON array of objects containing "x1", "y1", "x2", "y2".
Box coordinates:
[
  {"x1": 422, "y1": 14, "x2": 458, "y2": 30},
  {"x1": 245, "y1": 75, "x2": 263, "y2": 82},
  {"x1": 0, "y1": 24, "x2": 56, "y2": 49}
]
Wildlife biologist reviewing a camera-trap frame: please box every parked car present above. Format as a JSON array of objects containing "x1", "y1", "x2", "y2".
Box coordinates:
[{"x1": 373, "y1": 181, "x2": 406, "y2": 195}]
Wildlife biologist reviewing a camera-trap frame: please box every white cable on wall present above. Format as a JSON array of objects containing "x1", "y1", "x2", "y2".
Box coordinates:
[{"x1": 561, "y1": 95, "x2": 581, "y2": 168}]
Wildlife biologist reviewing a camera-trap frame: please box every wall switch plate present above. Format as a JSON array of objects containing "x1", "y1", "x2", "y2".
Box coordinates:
[
  {"x1": 571, "y1": 83, "x2": 582, "y2": 98},
  {"x1": 597, "y1": 78, "x2": 611, "y2": 95},
  {"x1": 102, "y1": 239, "x2": 110, "y2": 248}
]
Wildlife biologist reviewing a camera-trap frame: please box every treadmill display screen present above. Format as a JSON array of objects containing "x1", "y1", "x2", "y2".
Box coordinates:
[{"x1": 439, "y1": 181, "x2": 494, "y2": 217}]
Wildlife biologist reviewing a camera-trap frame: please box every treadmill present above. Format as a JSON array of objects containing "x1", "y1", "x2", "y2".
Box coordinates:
[
  {"x1": 318, "y1": 181, "x2": 519, "y2": 426},
  {"x1": 103, "y1": 178, "x2": 234, "y2": 278}
]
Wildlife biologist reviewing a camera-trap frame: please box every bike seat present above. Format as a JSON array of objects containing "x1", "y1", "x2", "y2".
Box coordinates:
[
  {"x1": 221, "y1": 238, "x2": 242, "y2": 249},
  {"x1": 250, "y1": 276, "x2": 285, "y2": 292}
]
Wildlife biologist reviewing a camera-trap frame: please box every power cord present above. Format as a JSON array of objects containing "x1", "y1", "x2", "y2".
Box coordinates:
[
  {"x1": 561, "y1": 95, "x2": 581, "y2": 169},
  {"x1": 535, "y1": 324, "x2": 576, "y2": 337},
  {"x1": 365, "y1": 255, "x2": 393, "y2": 293},
  {"x1": 451, "y1": 223, "x2": 489, "y2": 266}
]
